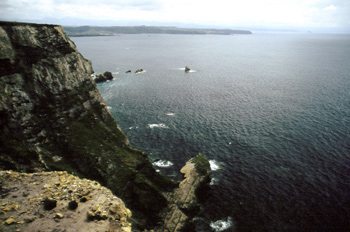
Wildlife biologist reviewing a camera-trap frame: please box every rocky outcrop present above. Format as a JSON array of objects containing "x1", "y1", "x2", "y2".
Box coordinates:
[
  {"x1": 135, "y1": 69, "x2": 144, "y2": 74},
  {"x1": 94, "y1": 71, "x2": 114, "y2": 83},
  {"x1": 155, "y1": 154, "x2": 211, "y2": 231},
  {"x1": 0, "y1": 170, "x2": 131, "y2": 232},
  {"x1": 0, "y1": 21, "x2": 176, "y2": 230}
]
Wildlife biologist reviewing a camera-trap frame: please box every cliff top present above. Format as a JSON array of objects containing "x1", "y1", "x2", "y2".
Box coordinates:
[
  {"x1": 0, "y1": 170, "x2": 131, "y2": 232},
  {"x1": 0, "y1": 21, "x2": 59, "y2": 27}
]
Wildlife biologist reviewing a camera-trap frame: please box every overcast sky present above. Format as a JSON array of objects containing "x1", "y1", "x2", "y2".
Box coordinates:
[{"x1": 1, "y1": 0, "x2": 350, "y2": 32}]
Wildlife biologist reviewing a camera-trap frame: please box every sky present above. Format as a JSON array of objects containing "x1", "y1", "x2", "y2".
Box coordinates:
[{"x1": 1, "y1": 0, "x2": 350, "y2": 32}]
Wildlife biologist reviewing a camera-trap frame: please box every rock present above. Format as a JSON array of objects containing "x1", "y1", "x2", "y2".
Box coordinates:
[
  {"x1": 125, "y1": 70, "x2": 131, "y2": 73},
  {"x1": 5, "y1": 217, "x2": 16, "y2": 225},
  {"x1": 68, "y1": 200, "x2": 78, "y2": 210},
  {"x1": 154, "y1": 154, "x2": 211, "y2": 231},
  {"x1": 54, "y1": 213, "x2": 64, "y2": 219},
  {"x1": 24, "y1": 216, "x2": 36, "y2": 223},
  {"x1": 42, "y1": 199, "x2": 57, "y2": 210},
  {"x1": 94, "y1": 71, "x2": 114, "y2": 83},
  {"x1": 135, "y1": 68, "x2": 144, "y2": 74},
  {"x1": 185, "y1": 66, "x2": 191, "y2": 72}
]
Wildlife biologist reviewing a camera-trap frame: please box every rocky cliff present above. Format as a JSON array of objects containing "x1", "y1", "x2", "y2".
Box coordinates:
[
  {"x1": 0, "y1": 21, "x2": 211, "y2": 231},
  {"x1": 156, "y1": 154, "x2": 211, "y2": 232},
  {"x1": 0, "y1": 21, "x2": 177, "y2": 229}
]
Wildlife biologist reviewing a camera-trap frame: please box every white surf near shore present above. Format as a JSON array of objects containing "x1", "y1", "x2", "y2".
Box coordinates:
[
  {"x1": 152, "y1": 160, "x2": 174, "y2": 168},
  {"x1": 210, "y1": 217, "x2": 234, "y2": 232},
  {"x1": 209, "y1": 160, "x2": 221, "y2": 171}
]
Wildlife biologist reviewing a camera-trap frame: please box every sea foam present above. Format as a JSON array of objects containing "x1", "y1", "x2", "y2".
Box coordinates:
[
  {"x1": 210, "y1": 217, "x2": 233, "y2": 232},
  {"x1": 148, "y1": 123, "x2": 168, "y2": 129},
  {"x1": 152, "y1": 160, "x2": 174, "y2": 168},
  {"x1": 209, "y1": 160, "x2": 221, "y2": 171}
]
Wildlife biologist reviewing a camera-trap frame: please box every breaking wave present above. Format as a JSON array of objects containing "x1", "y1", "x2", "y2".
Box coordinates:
[
  {"x1": 209, "y1": 160, "x2": 221, "y2": 171},
  {"x1": 148, "y1": 123, "x2": 169, "y2": 129},
  {"x1": 152, "y1": 160, "x2": 174, "y2": 168},
  {"x1": 210, "y1": 217, "x2": 234, "y2": 232}
]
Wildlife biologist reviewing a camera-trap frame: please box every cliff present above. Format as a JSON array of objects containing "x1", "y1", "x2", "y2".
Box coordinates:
[
  {"x1": 0, "y1": 21, "x2": 211, "y2": 231},
  {"x1": 0, "y1": 21, "x2": 176, "y2": 229}
]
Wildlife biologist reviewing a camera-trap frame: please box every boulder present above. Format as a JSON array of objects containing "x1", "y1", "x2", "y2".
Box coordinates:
[
  {"x1": 135, "y1": 69, "x2": 144, "y2": 74},
  {"x1": 185, "y1": 66, "x2": 191, "y2": 72}
]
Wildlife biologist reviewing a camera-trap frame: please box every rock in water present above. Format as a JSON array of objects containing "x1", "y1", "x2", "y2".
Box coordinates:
[
  {"x1": 94, "y1": 71, "x2": 114, "y2": 83},
  {"x1": 185, "y1": 66, "x2": 191, "y2": 72},
  {"x1": 135, "y1": 68, "x2": 144, "y2": 74},
  {"x1": 155, "y1": 154, "x2": 211, "y2": 231}
]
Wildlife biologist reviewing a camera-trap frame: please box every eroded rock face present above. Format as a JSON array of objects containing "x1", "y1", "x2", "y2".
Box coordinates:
[
  {"x1": 0, "y1": 22, "x2": 175, "y2": 229},
  {"x1": 0, "y1": 170, "x2": 132, "y2": 232}
]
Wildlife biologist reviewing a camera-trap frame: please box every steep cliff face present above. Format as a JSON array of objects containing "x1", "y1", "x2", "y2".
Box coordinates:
[{"x1": 0, "y1": 21, "x2": 175, "y2": 229}]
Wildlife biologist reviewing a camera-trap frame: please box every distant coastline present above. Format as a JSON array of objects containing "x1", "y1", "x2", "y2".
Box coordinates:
[{"x1": 63, "y1": 25, "x2": 252, "y2": 36}]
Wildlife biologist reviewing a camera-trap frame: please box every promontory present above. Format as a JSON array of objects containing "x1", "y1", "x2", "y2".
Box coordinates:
[{"x1": 0, "y1": 21, "x2": 211, "y2": 231}]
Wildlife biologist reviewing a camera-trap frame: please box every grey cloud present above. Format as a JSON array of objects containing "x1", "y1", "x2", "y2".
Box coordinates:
[{"x1": 53, "y1": 0, "x2": 163, "y2": 10}]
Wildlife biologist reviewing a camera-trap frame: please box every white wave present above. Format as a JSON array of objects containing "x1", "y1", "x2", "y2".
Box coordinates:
[
  {"x1": 148, "y1": 123, "x2": 168, "y2": 129},
  {"x1": 128, "y1": 126, "x2": 139, "y2": 130},
  {"x1": 153, "y1": 160, "x2": 174, "y2": 168},
  {"x1": 112, "y1": 72, "x2": 119, "y2": 75},
  {"x1": 210, "y1": 217, "x2": 233, "y2": 232},
  {"x1": 107, "y1": 106, "x2": 112, "y2": 110},
  {"x1": 209, "y1": 160, "x2": 221, "y2": 171},
  {"x1": 178, "y1": 68, "x2": 197, "y2": 72},
  {"x1": 210, "y1": 177, "x2": 218, "y2": 185},
  {"x1": 166, "y1": 113, "x2": 176, "y2": 116}
]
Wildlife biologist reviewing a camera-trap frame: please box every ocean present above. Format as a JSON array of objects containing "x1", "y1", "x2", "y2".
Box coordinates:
[{"x1": 71, "y1": 32, "x2": 350, "y2": 231}]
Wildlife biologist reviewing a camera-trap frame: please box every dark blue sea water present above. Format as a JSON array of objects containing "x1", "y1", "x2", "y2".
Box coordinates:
[{"x1": 72, "y1": 33, "x2": 350, "y2": 232}]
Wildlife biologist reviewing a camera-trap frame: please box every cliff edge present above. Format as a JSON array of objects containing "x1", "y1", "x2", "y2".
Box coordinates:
[{"x1": 0, "y1": 21, "x2": 176, "y2": 229}]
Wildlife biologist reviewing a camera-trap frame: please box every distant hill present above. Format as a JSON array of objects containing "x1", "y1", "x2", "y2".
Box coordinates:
[{"x1": 63, "y1": 25, "x2": 252, "y2": 36}]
